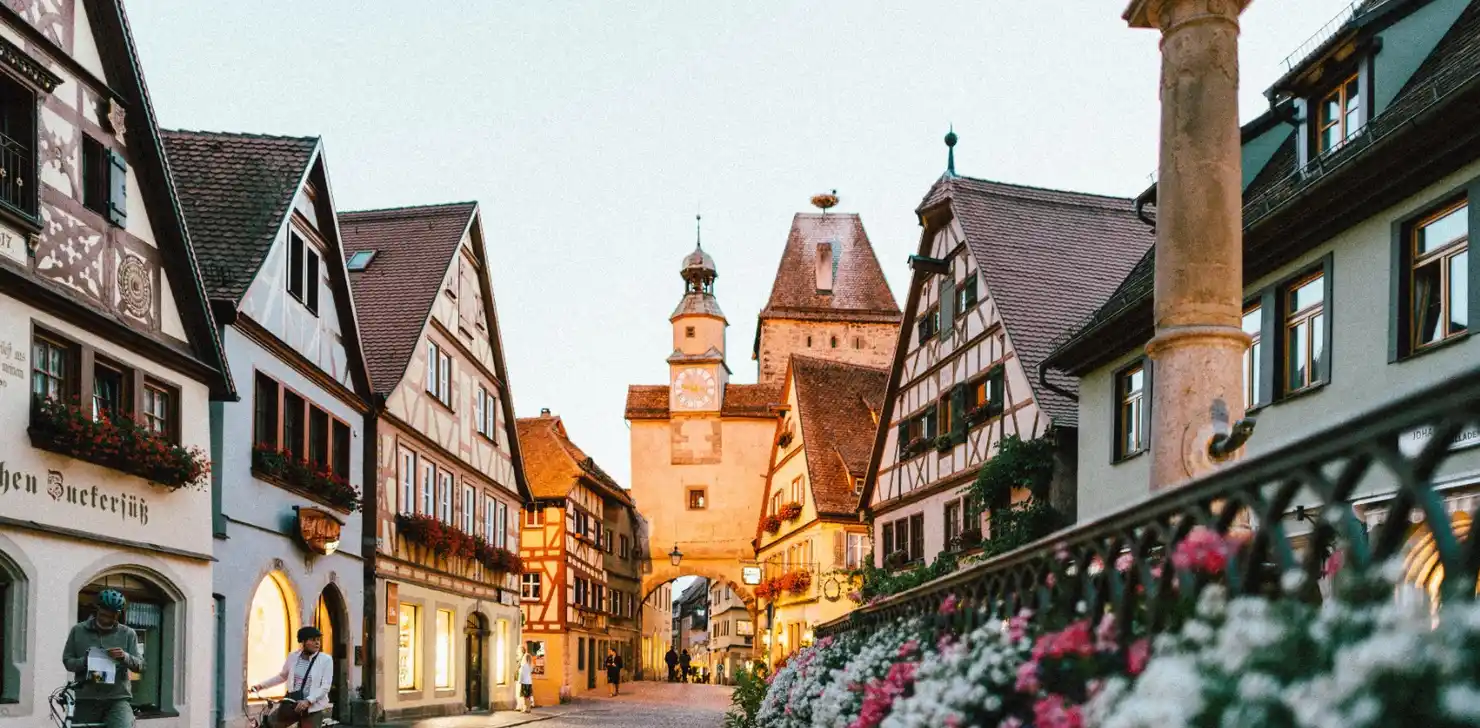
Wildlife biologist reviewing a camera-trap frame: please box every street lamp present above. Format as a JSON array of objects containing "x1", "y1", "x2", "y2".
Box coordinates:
[{"x1": 669, "y1": 543, "x2": 683, "y2": 567}]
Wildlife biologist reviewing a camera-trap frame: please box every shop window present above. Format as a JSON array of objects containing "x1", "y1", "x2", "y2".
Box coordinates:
[
  {"x1": 78, "y1": 573, "x2": 175, "y2": 715},
  {"x1": 435, "y1": 609, "x2": 455, "y2": 689},
  {"x1": 398, "y1": 604, "x2": 419, "y2": 691},
  {"x1": 1114, "y1": 360, "x2": 1148, "y2": 461},
  {"x1": 1408, "y1": 199, "x2": 1470, "y2": 352},
  {"x1": 246, "y1": 575, "x2": 293, "y2": 700},
  {"x1": 495, "y1": 619, "x2": 510, "y2": 685}
]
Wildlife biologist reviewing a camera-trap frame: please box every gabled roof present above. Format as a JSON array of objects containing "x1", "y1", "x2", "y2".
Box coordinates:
[
  {"x1": 759, "y1": 213, "x2": 901, "y2": 323},
  {"x1": 917, "y1": 176, "x2": 1150, "y2": 424},
  {"x1": 340, "y1": 202, "x2": 477, "y2": 393},
  {"x1": 161, "y1": 131, "x2": 318, "y2": 304},
  {"x1": 515, "y1": 414, "x2": 632, "y2": 505},
  {"x1": 789, "y1": 356, "x2": 887, "y2": 518},
  {"x1": 623, "y1": 382, "x2": 782, "y2": 420}
]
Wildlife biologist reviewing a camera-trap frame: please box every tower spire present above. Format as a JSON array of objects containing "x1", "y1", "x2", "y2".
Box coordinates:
[
  {"x1": 696, "y1": 212, "x2": 702, "y2": 248},
  {"x1": 945, "y1": 124, "x2": 958, "y2": 177}
]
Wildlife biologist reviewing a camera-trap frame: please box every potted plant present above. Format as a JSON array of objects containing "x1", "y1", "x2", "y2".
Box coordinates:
[
  {"x1": 762, "y1": 514, "x2": 783, "y2": 534},
  {"x1": 885, "y1": 550, "x2": 910, "y2": 570},
  {"x1": 754, "y1": 579, "x2": 781, "y2": 601},
  {"x1": 778, "y1": 430, "x2": 794, "y2": 448},
  {"x1": 252, "y1": 443, "x2": 362, "y2": 512},
  {"x1": 780, "y1": 570, "x2": 813, "y2": 596},
  {"x1": 966, "y1": 402, "x2": 996, "y2": 426},
  {"x1": 902, "y1": 436, "x2": 930, "y2": 458},
  {"x1": 779, "y1": 502, "x2": 803, "y2": 522},
  {"x1": 934, "y1": 434, "x2": 954, "y2": 454},
  {"x1": 28, "y1": 397, "x2": 210, "y2": 491},
  {"x1": 956, "y1": 526, "x2": 983, "y2": 551}
]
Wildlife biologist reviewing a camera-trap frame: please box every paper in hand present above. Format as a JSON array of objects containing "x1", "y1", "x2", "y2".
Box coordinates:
[{"x1": 86, "y1": 647, "x2": 117, "y2": 684}]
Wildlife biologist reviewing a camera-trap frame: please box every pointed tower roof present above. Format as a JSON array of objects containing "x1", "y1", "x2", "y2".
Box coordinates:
[{"x1": 758, "y1": 212, "x2": 901, "y2": 324}]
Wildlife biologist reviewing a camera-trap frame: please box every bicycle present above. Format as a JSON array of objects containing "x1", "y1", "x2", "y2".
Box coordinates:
[
  {"x1": 246, "y1": 689, "x2": 341, "y2": 728},
  {"x1": 49, "y1": 682, "x2": 136, "y2": 728}
]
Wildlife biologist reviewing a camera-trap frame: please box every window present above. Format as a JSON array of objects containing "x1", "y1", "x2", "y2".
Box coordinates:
[
  {"x1": 78, "y1": 573, "x2": 173, "y2": 713},
  {"x1": 425, "y1": 342, "x2": 453, "y2": 406},
  {"x1": 282, "y1": 390, "x2": 305, "y2": 460},
  {"x1": 483, "y1": 494, "x2": 496, "y2": 542},
  {"x1": 895, "y1": 406, "x2": 937, "y2": 460},
  {"x1": 495, "y1": 619, "x2": 510, "y2": 686},
  {"x1": 885, "y1": 514, "x2": 925, "y2": 563},
  {"x1": 1283, "y1": 273, "x2": 1326, "y2": 393},
  {"x1": 346, "y1": 250, "x2": 376, "y2": 271},
  {"x1": 944, "y1": 499, "x2": 962, "y2": 546},
  {"x1": 82, "y1": 135, "x2": 108, "y2": 215},
  {"x1": 397, "y1": 604, "x2": 419, "y2": 690},
  {"x1": 285, "y1": 231, "x2": 321, "y2": 315},
  {"x1": 521, "y1": 572, "x2": 542, "y2": 601},
  {"x1": 830, "y1": 335, "x2": 838, "y2": 348},
  {"x1": 400, "y1": 450, "x2": 416, "y2": 515},
  {"x1": 1243, "y1": 305, "x2": 1263, "y2": 409},
  {"x1": 0, "y1": 73, "x2": 38, "y2": 217},
  {"x1": 854, "y1": 337, "x2": 863, "y2": 349},
  {"x1": 619, "y1": 534, "x2": 629, "y2": 559},
  {"x1": 1316, "y1": 74, "x2": 1362, "y2": 154},
  {"x1": 420, "y1": 461, "x2": 435, "y2": 515},
  {"x1": 1114, "y1": 361, "x2": 1148, "y2": 461},
  {"x1": 769, "y1": 491, "x2": 781, "y2": 517},
  {"x1": 955, "y1": 273, "x2": 978, "y2": 315},
  {"x1": 142, "y1": 382, "x2": 172, "y2": 437},
  {"x1": 687, "y1": 487, "x2": 707, "y2": 510},
  {"x1": 685, "y1": 326, "x2": 695, "y2": 339},
  {"x1": 287, "y1": 232, "x2": 303, "y2": 300},
  {"x1": 789, "y1": 477, "x2": 804, "y2": 506},
  {"x1": 496, "y1": 500, "x2": 509, "y2": 548},
  {"x1": 916, "y1": 306, "x2": 941, "y2": 341},
  {"x1": 845, "y1": 533, "x2": 867, "y2": 569},
  {"x1": 462, "y1": 484, "x2": 476, "y2": 533},
  {"x1": 253, "y1": 373, "x2": 280, "y2": 449},
  {"x1": 435, "y1": 609, "x2": 455, "y2": 689},
  {"x1": 1410, "y1": 199, "x2": 1469, "y2": 350},
  {"x1": 970, "y1": 367, "x2": 1005, "y2": 420},
  {"x1": 574, "y1": 578, "x2": 587, "y2": 608},
  {"x1": 31, "y1": 335, "x2": 70, "y2": 401},
  {"x1": 246, "y1": 576, "x2": 293, "y2": 699},
  {"x1": 525, "y1": 506, "x2": 545, "y2": 527},
  {"x1": 309, "y1": 407, "x2": 329, "y2": 470},
  {"x1": 91, "y1": 360, "x2": 125, "y2": 422},
  {"x1": 854, "y1": 477, "x2": 864, "y2": 494},
  {"x1": 475, "y1": 386, "x2": 498, "y2": 442},
  {"x1": 908, "y1": 513, "x2": 924, "y2": 562},
  {"x1": 937, "y1": 391, "x2": 956, "y2": 440},
  {"x1": 332, "y1": 420, "x2": 350, "y2": 479},
  {"x1": 438, "y1": 471, "x2": 453, "y2": 524}
]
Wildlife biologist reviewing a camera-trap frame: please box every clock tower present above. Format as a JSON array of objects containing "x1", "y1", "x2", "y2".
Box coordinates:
[{"x1": 668, "y1": 236, "x2": 729, "y2": 412}]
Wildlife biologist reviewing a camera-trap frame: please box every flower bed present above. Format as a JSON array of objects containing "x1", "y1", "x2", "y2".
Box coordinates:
[
  {"x1": 251, "y1": 444, "x2": 361, "y2": 512},
  {"x1": 28, "y1": 397, "x2": 210, "y2": 490},
  {"x1": 779, "y1": 501, "x2": 803, "y2": 521},
  {"x1": 395, "y1": 513, "x2": 522, "y2": 575}
]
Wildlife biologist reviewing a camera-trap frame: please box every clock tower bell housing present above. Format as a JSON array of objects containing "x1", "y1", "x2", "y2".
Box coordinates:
[{"x1": 668, "y1": 244, "x2": 730, "y2": 412}]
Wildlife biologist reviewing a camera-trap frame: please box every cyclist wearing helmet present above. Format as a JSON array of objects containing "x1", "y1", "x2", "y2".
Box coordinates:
[
  {"x1": 61, "y1": 589, "x2": 144, "y2": 728},
  {"x1": 250, "y1": 625, "x2": 333, "y2": 728}
]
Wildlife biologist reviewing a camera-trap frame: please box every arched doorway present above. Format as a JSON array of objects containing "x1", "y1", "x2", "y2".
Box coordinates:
[
  {"x1": 1402, "y1": 511, "x2": 1476, "y2": 617},
  {"x1": 78, "y1": 571, "x2": 178, "y2": 716},
  {"x1": 464, "y1": 612, "x2": 488, "y2": 711},
  {"x1": 247, "y1": 574, "x2": 295, "y2": 700},
  {"x1": 314, "y1": 585, "x2": 349, "y2": 723}
]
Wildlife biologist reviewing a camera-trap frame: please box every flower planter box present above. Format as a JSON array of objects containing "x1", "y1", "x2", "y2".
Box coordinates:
[
  {"x1": 395, "y1": 513, "x2": 522, "y2": 581},
  {"x1": 779, "y1": 502, "x2": 803, "y2": 522},
  {"x1": 251, "y1": 444, "x2": 360, "y2": 512},
  {"x1": 28, "y1": 397, "x2": 210, "y2": 491},
  {"x1": 762, "y1": 514, "x2": 783, "y2": 534}
]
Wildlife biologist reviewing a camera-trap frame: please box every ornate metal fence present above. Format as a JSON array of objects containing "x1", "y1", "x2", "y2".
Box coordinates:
[{"x1": 818, "y1": 362, "x2": 1480, "y2": 638}]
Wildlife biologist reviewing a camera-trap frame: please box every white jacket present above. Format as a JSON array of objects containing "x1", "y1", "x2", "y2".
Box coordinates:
[{"x1": 256, "y1": 649, "x2": 333, "y2": 713}]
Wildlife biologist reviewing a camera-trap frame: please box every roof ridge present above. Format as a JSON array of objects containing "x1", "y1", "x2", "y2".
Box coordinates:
[
  {"x1": 790, "y1": 353, "x2": 889, "y2": 373},
  {"x1": 161, "y1": 128, "x2": 319, "y2": 144},
  {"x1": 951, "y1": 174, "x2": 1136, "y2": 206},
  {"x1": 342, "y1": 201, "x2": 479, "y2": 218}
]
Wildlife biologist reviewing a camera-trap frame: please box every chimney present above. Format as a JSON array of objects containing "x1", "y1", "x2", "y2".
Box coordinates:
[
  {"x1": 815, "y1": 241, "x2": 834, "y2": 292},
  {"x1": 540, "y1": 408, "x2": 552, "y2": 416}
]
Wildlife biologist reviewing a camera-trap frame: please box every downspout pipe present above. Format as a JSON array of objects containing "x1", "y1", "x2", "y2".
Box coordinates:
[{"x1": 1038, "y1": 358, "x2": 1078, "y2": 403}]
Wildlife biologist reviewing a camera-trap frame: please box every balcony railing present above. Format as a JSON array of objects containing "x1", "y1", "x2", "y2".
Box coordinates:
[{"x1": 818, "y1": 361, "x2": 1480, "y2": 638}]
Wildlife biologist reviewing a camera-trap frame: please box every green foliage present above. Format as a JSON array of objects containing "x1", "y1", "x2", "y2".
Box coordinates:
[
  {"x1": 858, "y1": 550, "x2": 960, "y2": 600},
  {"x1": 980, "y1": 498, "x2": 1062, "y2": 559},
  {"x1": 965, "y1": 434, "x2": 1057, "y2": 509},
  {"x1": 723, "y1": 666, "x2": 769, "y2": 728}
]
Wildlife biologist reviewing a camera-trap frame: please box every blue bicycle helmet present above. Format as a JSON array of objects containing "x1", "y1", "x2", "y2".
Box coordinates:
[{"x1": 97, "y1": 589, "x2": 127, "y2": 612}]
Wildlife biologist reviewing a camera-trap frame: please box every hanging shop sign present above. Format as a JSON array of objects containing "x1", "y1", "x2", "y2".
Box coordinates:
[
  {"x1": 297, "y1": 507, "x2": 343, "y2": 556},
  {"x1": 741, "y1": 566, "x2": 762, "y2": 585},
  {"x1": 385, "y1": 583, "x2": 399, "y2": 625}
]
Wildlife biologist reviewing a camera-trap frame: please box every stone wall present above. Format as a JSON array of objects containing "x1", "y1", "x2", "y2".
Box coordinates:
[{"x1": 756, "y1": 319, "x2": 898, "y2": 386}]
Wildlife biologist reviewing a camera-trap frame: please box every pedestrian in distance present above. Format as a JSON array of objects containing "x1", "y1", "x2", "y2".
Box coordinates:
[
  {"x1": 518, "y1": 652, "x2": 535, "y2": 713},
  {"x1": 604, "y1": 647, "x2": 624, "y2": 697},
  {"x1": 679, "y1": 649, "x2": 692, "y2": 683},
  {"x1": 664, "y1": 647, "x2": 679, "y2": 683},
  {"x1": 62, "y1": 589, "x2": 144, "y2": 728}
]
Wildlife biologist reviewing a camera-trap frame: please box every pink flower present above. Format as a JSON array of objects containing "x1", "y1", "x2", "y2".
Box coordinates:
[
  {"x1": 1033, "y1": 695, "x2": 1084, "y2": 728},
  {"x1": 1171, "y1": 526, "x2": 1231, "y2": 575},
  {"x1": 1323, "y1": 550, "x2": 1344, "y2": 578},
  {"x1": 937, "y1": 633, "x2": 956, "y2": 653},
  {"x1": 1014, "y1": 661, "x2": 1040, "y2": 693},
  {"x1": 939, "y1": 594, "x2": 960, "y2": 616},
  {"x1": 850, "y1": 661, "x2": 919, "y2": 728},
  {"x1": 1127, "y1": 638, "x2": 1151, "y2": 676},
  {"x1": 1032, "y1": 620, "x2": 1094, "y2": 661},
  {"x1": 1094, "y1": 614, "x2": 1118, "y2": 653},
  {"x1": 1008, "y1": 610, "x2": 1034, "y2": 642},
  {"x1": 1114, "y1": 553, "x2": 1134, "y2": 572},
  {"x1": 999, "y1": 718, "x2": 1024, "y2": 728},
  {"x1": 1045, "y1": 573, "x2": 1057, "y2": 588},
  {"x1": 898, "y1": 640, "x2": 920, "y2": 658}
]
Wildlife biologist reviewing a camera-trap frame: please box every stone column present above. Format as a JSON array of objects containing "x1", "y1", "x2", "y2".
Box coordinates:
[{"x1": 1126, "y1": 0, "x2": 1252, "y2": 490}]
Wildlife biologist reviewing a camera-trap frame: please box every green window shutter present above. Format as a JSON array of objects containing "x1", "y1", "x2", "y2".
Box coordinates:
[
  {"x1": 951, "y1": 384, "x2": 967, "y2": 443},
  {"x1": 989, "y1": 368, "x2": 1005, "y2": 415},
  {"x1": 924, "y1": 407, "x2": 938, "y2": 439},
  {"x1": 106, "y1": 149, "x2": 127, "y2": 227},
  {"x1": 939, "y1": 278, "x2": 955, "y2": 340},
  {"x1": 964, "y1": 274, "x2": 978, "y2": 307},
  {"x1": 897, "y1": 421, "x2": 910, "y2": 459}
]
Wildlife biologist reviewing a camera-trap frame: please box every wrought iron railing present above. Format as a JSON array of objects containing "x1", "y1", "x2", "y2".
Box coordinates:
[
  {"x1": 818, "y1": 361, "x2": 1480, "y2": 638},
  {"x1": 0, "y1": 131, "x2": 32, "y2": 216},
  {"x1": 1282, "y1": 2, "x2": 1360, "y2": 71}
]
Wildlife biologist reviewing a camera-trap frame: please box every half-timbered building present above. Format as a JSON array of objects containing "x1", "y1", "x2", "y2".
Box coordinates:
[
  {"x1": 861, "y1": 139, "x2": 1150, "y2": 569},
  {"x1": 0, "y1": 3, "x2": 234, "y2": 725},
  {"x1": 343, "y1": 202, "x2": 530, "y2": 719},
  {"x1": 602, "y1": 492, "x2": 644, "y2": 681},
  {"x1": 163, "y1": 130, "x2": 374, "y2": 727},
  {"x1": 753, "y1": 355, "x2": 880, "y2": 665},
  {"x1": 515, "y1": 411, "x2": 635, "y2": 704}
]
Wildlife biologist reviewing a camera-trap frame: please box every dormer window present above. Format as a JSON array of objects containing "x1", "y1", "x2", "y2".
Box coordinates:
[
  {"x1": 1316, "y1": 74, "x2": 1362, "y2": 154},
  {"x1": 346, "y1": 250, "x2": 376, "y2": 271},
  {"x1": 286, "y1": 230, "x2": 320, "y2": 316}
]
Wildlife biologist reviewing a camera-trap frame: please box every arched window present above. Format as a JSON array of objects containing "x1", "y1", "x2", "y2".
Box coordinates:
[
  {"x1": 77, "y1": 573, "x2": 175, "y2": 714},
  {"x1": 0, "y1": 549, "x2": 24, "y2": 703},
  {"x1": 1401, "y1": 512, "x2": 1476, "y2": 618},
  {"x1": 247, "y1": 575, "x2": 295, "y2": 699}
]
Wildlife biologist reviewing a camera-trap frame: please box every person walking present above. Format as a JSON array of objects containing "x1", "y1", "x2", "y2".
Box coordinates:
[
  {"x1": 604, "y1": 647, "x2": 624, "y2": 697},
  {"x1": 664, "y1": 647, "x2": 679, "y2": 683},
  {"x1": 250, "y1": 626, "x2": 333, "y2": 728},
  {"x1": 62, "y1": 589, "x2": 144, "y2": 728},
  {"x1": 518, "y1": 652, "x2": 535, "y2": 713},
  {"x1": 679, "y1": 649, "x2": 692, "y2": 683}
]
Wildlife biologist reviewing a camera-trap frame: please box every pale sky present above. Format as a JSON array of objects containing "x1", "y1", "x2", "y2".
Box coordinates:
[{"x1": 128, "y1": 1, "x2": 1354, "y2": 488}]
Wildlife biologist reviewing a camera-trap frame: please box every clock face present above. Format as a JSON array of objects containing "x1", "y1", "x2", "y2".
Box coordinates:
[{"x1": 674, "y1": 367, "x2": 718, "y2": 409}]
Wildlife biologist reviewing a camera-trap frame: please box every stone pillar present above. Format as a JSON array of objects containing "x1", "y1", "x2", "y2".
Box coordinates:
[{"x1": 1126, "y1": 0, "x2": 1252, "y2": 490}]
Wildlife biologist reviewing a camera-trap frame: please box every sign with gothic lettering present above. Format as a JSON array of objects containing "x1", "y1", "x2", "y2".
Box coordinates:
[{"x1": 297, "y1": 507, "x2": 343, "y2": 556}]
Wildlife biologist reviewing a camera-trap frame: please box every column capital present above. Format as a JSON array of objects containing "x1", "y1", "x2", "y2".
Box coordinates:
[{"x1": 1124, "y1": 0, "x2": 1251, "y2": 31}]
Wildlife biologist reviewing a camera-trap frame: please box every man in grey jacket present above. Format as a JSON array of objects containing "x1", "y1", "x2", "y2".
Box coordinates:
[{"x1": 62, "y1": 589, "x2": 143, "y2": 728}]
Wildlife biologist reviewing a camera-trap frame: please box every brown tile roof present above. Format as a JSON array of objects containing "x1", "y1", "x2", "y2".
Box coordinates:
[
  {"x1": 161, "y1": 130, "x2": 318, "y2": 304},
  {"x1": 759, "y1": 213, "x2": 902, "y2": 323},
  {"x1": 340, "y1": 202, "x2": 476, "y2": 393},
  {"x1": 790, "y1": 356, "x2": 888, "y2": 517},
  {"x1": 515, "y1": 415, "x2": 631, "y2": 504},
  {"x1": 920, "y1": 176, "x2": 1151, "y2": 425},
  {"x1": 623, "y1": 382, "x2": 782, "y2": 420}
]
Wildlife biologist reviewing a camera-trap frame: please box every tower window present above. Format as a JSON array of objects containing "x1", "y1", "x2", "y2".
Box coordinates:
[
  {"x1": 806, "y1": 336, "x2": 813, "y2": 348},
  {"x1": 685, "y1": 326, "x2": 695, "y2": 339},
  {"x1": 854, "y1": 337, "x2": 863, "y2": 349},
  {"x1": 830, "y1": 336, "x2": 837, "y2": 348}
]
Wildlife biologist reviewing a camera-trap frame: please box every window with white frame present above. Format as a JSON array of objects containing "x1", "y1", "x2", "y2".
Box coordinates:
[
  {"x1": 845, "y1": 532, "x2": 867, "y2": 569},
  {"x1": 438, "y1": 471, "x2": 453, "y2": 524},
  {"x1": 461, "y1": 484, "x2": 475, "y2": 533},
  {"x1": 496, "y1": 500, "x2": 509, "y2": 549},
  {"x1": 521, "y1": 572, "x2": 541, "y2": 601},
  {"x1": 400, "y1": 450, "x2": 416, "y2": 515},
  {"x1": 475, "y1": 386, "x2": 498, "y2": 443},
  {"x1": 426, "y1": 341, "x2": 452, "y2": 406},
  {"x1": 484, "y1": 495, "x2": 496, "y2": 542},
  {"x1": 419, "y1": 461, "x2": 434, "y2": 515}
]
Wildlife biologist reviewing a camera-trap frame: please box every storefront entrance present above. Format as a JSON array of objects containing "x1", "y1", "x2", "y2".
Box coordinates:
[
  {"x1": 464, "y1": 613, "x2": 487, "y2": 710},
  {"x1": 587, "y1": 639, "x2": 597, "y2": 690},
  {"x1": 314, "y1": 586, "x2": 349, "y2": 723}
]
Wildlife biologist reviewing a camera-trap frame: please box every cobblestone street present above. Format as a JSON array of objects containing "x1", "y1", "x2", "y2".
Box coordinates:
[{"x1": 383, "y1": 681, "x2": 734, "y2": 728}]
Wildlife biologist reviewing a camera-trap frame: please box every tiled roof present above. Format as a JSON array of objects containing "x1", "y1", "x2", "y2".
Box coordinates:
[
  {"x1": 340, "y1": 202, "x2": 476, "y2": 393},
  {"x1": 921, "y1": 176, "x2": 1151, "y2": 425},
  {"x1": 759, "y1": 213, "x2": 901, "y2": 323},
  {"x1": 515, "y1": 415, "x2": 631, "y2": 504},
  {"x1": 161, "y1": 130, "x2": 318, "y2": 304},
  {"x1": 623, "y1": 382, "x2": 782, "y2": 420},
  {"x1": 789, "y1": 356, "x2": 888, "y2": 517},
  {"x1": 1048, "y1": 0, "x2": 1480, "y2": 369}
]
